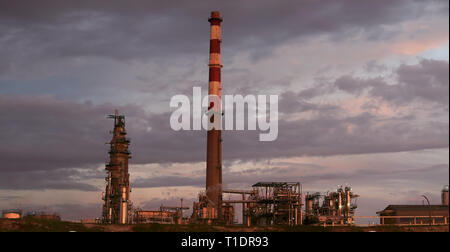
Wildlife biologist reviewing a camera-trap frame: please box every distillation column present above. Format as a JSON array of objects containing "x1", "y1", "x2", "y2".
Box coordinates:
[
  {"x1": 205, "y1": 11, "x2": 223, "y2": 217},
  {"x1": 102, "y1": 110, "x2": 132, "y2": 224}
]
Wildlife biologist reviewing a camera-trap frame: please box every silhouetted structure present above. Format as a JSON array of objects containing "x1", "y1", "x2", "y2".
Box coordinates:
[
  {"x1": 377, "y1": 205, "x2": 449, "y2": 225},
  {"x1": 206, "y1": 10, "x2": 223, "y2": 216},
  {"x1": 192, "y1": 11, "x2": 230, "y2": 225},
  {"x1": 102, "y1": 110, "x2": 132, "y2": 224},
  {"x1": 304, "y1": 185, "x2": 359, "y2": 225}
]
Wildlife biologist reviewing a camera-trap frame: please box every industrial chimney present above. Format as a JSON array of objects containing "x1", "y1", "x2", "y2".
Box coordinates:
[
  {"x1": 206, "y1": 11, "x2": 223, "y2": 215},
  {"x1": 442, "y1": 185, "x2": 449, "y2": 206}
]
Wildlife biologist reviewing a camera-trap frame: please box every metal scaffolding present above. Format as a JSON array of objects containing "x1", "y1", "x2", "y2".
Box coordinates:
[
  {"x1": 305, "y1": 185, "x2": 359, "y2": 225},
  {"x1": 102, "y1": 110, "x2": 132, "y2": 224}
]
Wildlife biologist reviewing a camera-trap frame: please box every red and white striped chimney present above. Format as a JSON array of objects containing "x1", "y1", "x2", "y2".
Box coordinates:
[{"x1": 206, "y1": 11, "x2": 223, "y2": 212}]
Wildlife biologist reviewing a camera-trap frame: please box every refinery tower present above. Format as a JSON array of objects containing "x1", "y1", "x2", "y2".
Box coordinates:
[{"x1": 102, "y1": 110, "x2": 132, "y2": 224}]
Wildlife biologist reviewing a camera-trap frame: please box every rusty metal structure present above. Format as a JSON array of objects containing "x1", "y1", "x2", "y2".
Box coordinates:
[
  {"x1": 190, "y1": 192, "x2": 234, "y2": 225},
  {"x1": 102, "y1": 110, "x2": 132, "y2": 224},
  {"x1": 134, "y1": 203, "x2": 189, "y2": 224},
  {"x1": 304, "y1": 185, "x2": 359, "y2": 225},
  {"x1": 248, "y1": 182, "x2": 302, "y2": 226},
  {"x1": 222, "y1": 189, "x2": 255, "y2": 226},
  {"x1": 191, "y1": 192, "x2": 218, "y2": 224},
  {"x1": 219, "y1": 182, "x2": 303, "y2": 226},
  {"x1": 191, "y1": 192, "x2": 235, "y2": 225}
]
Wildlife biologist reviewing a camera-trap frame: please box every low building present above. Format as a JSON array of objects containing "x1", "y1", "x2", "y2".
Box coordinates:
[{"x1": 377, "y1": 205, "x2": 449, "y2": 225}]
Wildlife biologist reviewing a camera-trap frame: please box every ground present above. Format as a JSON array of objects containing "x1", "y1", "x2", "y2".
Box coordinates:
[{"x1": 0, "y1": 217, "x2": 448, "y2": 232}]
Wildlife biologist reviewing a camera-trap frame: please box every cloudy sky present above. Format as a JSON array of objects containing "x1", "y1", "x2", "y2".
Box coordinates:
[{"x1": 0, "y1": 0, "x2": 448, "y2": 222}]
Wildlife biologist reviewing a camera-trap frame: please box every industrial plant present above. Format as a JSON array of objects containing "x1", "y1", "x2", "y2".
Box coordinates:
[
  {"x1": 94, "y1": 12, "x2": 364, "y2": 227},
  {"x1": 1, "y1": 11, "x2": 448, "y2": 231},
  {"x1": 304, "y1": 185, "x2": 359, "y2": 225},
  {"x1": 95, "y1": 12, "x2": 449, "y2": 227}
]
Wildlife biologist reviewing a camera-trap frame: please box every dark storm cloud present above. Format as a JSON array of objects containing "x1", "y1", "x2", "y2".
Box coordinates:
[
  {"x1": 0, "y1": 0, "x2": 446, "y2": 69},
  {"x1": 0, "y1": 169, "x2": 100, "y2": 191},
  {"x1": 371, "y1": 59, "x2": 450, "y2": 105},
  {"x1": 225, "y1": 112, "x2": 447, "y2": 159},
  {"x1": 303, "y1": 59, "x2": 449, "y2": 106},
  {"x1": 0, "y1": 94, "x2": 139, "y2": 171},
  {"x1": 131, "y1": 162, "x2": 449, "y2": 189},
  {"x1": 1, "y1": 58, "x2": 448, "y2": 176},
  {"x1": 3, "y1": 89, "x2": 446, "y2": 191},
  {"x1": 128, "y1": 105, "x2": 447, "y2": 166},
  {"x1": 0, "y1": 0, "x2": 447, "y2": 111}
]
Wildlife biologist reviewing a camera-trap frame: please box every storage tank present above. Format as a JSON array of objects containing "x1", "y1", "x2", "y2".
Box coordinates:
[
  {"x1": 2, "y1": 209, "x2": 22, "y2": 219},
  {"x1": 442, "y1": 185, "x2": 449, "y2": 206}
]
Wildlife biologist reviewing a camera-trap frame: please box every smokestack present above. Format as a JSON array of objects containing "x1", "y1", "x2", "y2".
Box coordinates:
[
  {"x1": 442, "y1": 185, "x2": 449, "y2": 206},
  {"x1": 206, "y1": 11, "x2": 223, "y2": 212}
]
